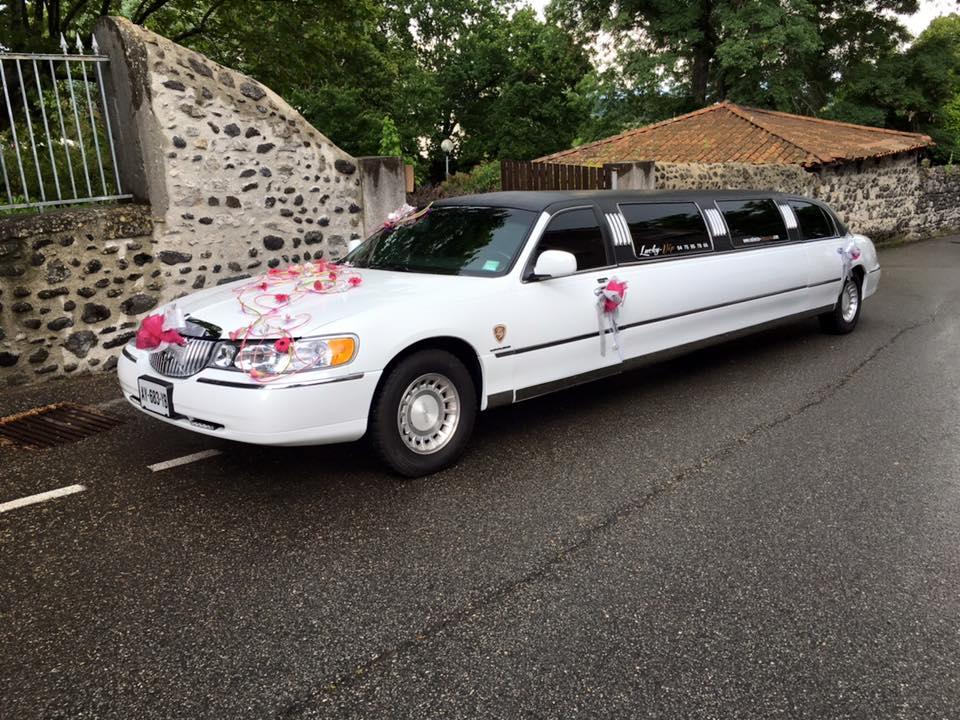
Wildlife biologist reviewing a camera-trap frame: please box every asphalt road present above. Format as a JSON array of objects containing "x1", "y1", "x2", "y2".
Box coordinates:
[{"x1": 2, "y1": 238, "x2": 959, "y2": 719}]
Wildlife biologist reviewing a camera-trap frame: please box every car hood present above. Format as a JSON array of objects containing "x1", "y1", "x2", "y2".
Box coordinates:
[{"x1": 172, "y1": 268, "x2": 493, "y2": 337}]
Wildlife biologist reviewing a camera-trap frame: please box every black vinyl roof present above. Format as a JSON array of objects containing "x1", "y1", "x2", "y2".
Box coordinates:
[{"x1": 433, "y1": 189, "x2": 808, "y2": 213}]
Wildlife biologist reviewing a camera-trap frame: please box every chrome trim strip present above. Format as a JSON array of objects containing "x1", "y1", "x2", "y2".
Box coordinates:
[
  {"x1": 278, "y1": 373, "x2": 365, "y2": 389},
  {"x1": 121, "y1": 346, "x2": 136, "y2": 362},
  {"x1": 496, "y1": 282, "x2": 831, "y2": 358},
  {"x1": 778, "y1": 203, "x2": 798, "y2": 230},
  {"x1": 703, "y1": 208, "x2": 728, "y2": 237},
  {"x1": 194, "y1": 372, "x2": 365, "y2": 390},
  {"x1": 194, "y1": 378, "x2": 265, "y2": 390},
  {"x1": 512, "y1": 305, "x2": 835, "y2": 401},
  {"x1": 605, "y1": 212, "x2": 632, "y2": 247}
]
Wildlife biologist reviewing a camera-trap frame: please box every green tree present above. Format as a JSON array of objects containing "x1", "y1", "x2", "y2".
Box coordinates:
[
  {"x1": 378, "y1": 115, "x2": 403, "y2": 157},
  {"x1": 452, "y1": 8, "x2": 591, "y2": 162},
  {"x1": 827, "y1": 14, "x2": 960, "y2": 162},
  {"x1": 549, "y1": 0, "x2": 918, "y2": 120}
]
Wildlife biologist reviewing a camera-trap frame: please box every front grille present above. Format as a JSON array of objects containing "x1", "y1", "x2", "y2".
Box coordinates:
[{"x1": 149, "y1": 337, "x2": 217, "y2": 378}]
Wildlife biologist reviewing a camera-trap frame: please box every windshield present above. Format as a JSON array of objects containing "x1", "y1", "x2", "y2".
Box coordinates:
[{"x1": 344, "y1": 206, "x2": 537, "y2": 276}]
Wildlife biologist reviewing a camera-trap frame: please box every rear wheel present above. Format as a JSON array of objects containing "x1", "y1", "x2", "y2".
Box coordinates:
[
  {"x1": 369, "y1": 349, "x2": 477, "y2": 477},
  {"x1": 819, "y1": 275, "x2": 862, "y2": 334}
]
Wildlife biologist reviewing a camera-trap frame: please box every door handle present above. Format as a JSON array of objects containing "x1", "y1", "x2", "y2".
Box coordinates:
[{"x1": 597, "y1": 277, "x2": 608, "y2": 284}]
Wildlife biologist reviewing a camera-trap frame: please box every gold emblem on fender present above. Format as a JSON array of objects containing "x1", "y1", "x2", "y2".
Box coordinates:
[{"x1": 493, "y1": 324, "x2": 507, "y2": 343}]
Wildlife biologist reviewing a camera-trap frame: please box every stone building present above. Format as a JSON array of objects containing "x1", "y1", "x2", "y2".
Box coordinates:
[
  {"x1": 538, "y1": 101, "x2": 934, "y2": 169},
  {"x1": 537, "y1": 102, "x2": 959, "y2": 243}
]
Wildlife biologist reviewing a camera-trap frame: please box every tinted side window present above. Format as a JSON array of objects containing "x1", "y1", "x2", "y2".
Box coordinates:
[
  {"x1": 716, "y1": 199, "x2": 788, "y2": 247},
  {"x1": 620, "y1": 202, "x2": 712, "y2": 259},
  {"x1": 536, "y1": 208, "x2": 608, "y2": 271},
  {"x1": 789, "y1": 200, "x2": 835, "y2": 239}
]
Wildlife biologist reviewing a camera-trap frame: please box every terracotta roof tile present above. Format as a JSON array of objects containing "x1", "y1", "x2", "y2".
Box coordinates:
[{"x1": 537, "y1": 102, "x2": 932, "y2": 167}]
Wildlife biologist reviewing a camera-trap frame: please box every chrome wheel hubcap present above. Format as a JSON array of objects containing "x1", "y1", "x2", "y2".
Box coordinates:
[
  {"x1": 840, "y1": 279, "x2": 859, "y2": 322},
  {"x1": 398, "y1": 373, "x2": 460, "y2": 455}
]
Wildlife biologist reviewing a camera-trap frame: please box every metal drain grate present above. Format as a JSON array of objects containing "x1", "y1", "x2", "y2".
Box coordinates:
[{"x1": 0, "y1": 403, "x2": 123, "y2": 449}]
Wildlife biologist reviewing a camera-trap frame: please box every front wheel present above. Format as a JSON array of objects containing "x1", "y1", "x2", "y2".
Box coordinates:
[
  {"x1": 819, "y1": 275, "x2": 862, "y2": 334},
  {"x1": 369, "y1": 350, "x2": 477, "y2": 477}
]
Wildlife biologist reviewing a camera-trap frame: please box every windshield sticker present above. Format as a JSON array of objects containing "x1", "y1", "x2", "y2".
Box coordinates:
[{"x1": 482, "y1": 259, "x2": 500, "y2": 272}]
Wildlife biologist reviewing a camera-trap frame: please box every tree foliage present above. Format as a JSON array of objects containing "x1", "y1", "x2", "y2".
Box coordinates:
[
  {"x1": 548, "y1": 0, "x2": 932, "y2": 141},
  {"x1": 3, "y1": 0, "x2": 959, "y2": 174},
  {"x1": 1, "y1": 0, "x2": 591, "y2": 177}
]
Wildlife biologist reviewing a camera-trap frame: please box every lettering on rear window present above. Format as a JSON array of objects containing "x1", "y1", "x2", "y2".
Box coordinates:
[
  {"x1": 716, "y1": 199, "x2": 789, "y2": 247},
  {"x1": 619, "y1": 202, "x2": 712, "y2": 260}
]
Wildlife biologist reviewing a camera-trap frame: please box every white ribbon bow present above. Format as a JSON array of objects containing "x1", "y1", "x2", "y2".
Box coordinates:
[
  {"x1": 595, "y1": 280, "x2": 626, "y2": 362},
  {"x1": 837, "y1": 241, "x2": 860, "y2": 284}
]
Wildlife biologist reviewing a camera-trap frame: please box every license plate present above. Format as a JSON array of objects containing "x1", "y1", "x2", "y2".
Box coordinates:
[{"x1": 137, "y1": 376, "x2": 174, "y2": 417}]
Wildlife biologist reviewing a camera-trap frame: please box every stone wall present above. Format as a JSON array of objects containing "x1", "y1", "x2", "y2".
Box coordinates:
[
  {"x1": 653, "y1": 154, "x2": 960, "y2": 242},
  {"x1": 0, "y1": 205, "x2": 154, "y2": 384},
  {"x1": 815, "y1": 154, "x2": 922, "y2": 241},
  {"x1": 0, "y1": 17, "x2": 406, "y2": 388},
  {"x1": 655, "y1": 161, "x2": 814, "y2": 195},
  {"x1": 916, "y1": 165, "x2": 960, "y2": 235},
  {"x1": 95, "y1": 15, "x2": 368, "y2": 293}
]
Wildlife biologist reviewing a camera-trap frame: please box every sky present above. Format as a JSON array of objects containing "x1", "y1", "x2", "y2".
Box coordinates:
[{"x1": 524, "y1": 0, "x2": 959, "y2": 38}]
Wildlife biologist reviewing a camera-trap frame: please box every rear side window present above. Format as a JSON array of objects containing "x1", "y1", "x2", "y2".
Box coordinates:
[
  {"x1": 716, "y1": 199, "x2": 788, "y2": 247},
  {"x1": 789, "y1": 200, "x2": 835, "y2": 240},
  {"x1": 620, "y1": 202, "x2": 712, "y2": 259},
  {"x1": 535, "y1": 208, "x2": 609, "y2": 271}
]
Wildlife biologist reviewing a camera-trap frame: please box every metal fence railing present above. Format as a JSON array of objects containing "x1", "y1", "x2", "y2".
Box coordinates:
[{"x1": 0, "y1": 34, "x2": 131, "y2": 212}]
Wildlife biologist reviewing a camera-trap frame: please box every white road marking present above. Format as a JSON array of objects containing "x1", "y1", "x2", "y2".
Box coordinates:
[
  {"x1": 147, "y1": 449, "x2": 222, "y2": 472},
  {"x1": 0, "y1": 484, "x2": 86, "y2": 514}
]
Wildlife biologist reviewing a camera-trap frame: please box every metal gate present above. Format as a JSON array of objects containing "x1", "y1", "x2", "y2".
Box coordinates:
[{"x1": 0, "y1": 34, "x2": 130, "y2": 212}]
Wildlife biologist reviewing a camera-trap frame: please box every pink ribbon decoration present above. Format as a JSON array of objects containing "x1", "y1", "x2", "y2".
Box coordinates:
[
  {"x1": 135, "y1": 304, "x2": 187, "y2": 354},
  {"x1": 838, "y1": 241, "x2": 861, "y2": 284},
  {"x1": 228, "y1": 259, "x2": 363, "y2": 383},
  {"x1": 595, "y1": 277, "x2": 628, "y2": 361}
]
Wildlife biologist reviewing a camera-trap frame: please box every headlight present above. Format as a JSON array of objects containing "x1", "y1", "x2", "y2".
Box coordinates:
[
  {"x1": 222, "y1": 335, "x2": 357, "y2": 374},
  {"x1": 210, "y1": 342, "x2": 238, "y2": 369}
]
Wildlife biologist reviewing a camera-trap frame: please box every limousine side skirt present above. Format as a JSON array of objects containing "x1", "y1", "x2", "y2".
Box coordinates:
[{"x1": 504, "y1": 304, "x2": 835, "y2": 405}]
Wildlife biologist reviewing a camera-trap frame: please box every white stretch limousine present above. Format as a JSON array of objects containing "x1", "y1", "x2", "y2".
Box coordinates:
[{"x1": 118, "y1": 190, "x2": 880, "y2": 476}]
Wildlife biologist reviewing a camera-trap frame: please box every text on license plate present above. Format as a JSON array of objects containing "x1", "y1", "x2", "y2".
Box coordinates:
[{"x1": 138, "y1": 377, "x2": 173, "y2": 417}]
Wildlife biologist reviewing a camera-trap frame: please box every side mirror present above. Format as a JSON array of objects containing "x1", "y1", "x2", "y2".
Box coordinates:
[
  {"x1": 347, "y1": 239, "x2": 363, "y2": 253},
  {"x1": 531, "y1": 250, "x2": 577, "y2": 280}
]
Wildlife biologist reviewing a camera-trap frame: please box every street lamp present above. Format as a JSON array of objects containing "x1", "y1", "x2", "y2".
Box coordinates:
[{"x1": 441, "y1": 138, "x2": 454, "y2": 178}]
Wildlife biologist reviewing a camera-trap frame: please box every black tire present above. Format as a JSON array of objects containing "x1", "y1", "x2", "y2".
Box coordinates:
[
  {"x1": 369, "y1": 349, "x2": 477, "y2": 477},
  {"x1": 819, "y1": 275, "x2": 862, "y2": 334}
]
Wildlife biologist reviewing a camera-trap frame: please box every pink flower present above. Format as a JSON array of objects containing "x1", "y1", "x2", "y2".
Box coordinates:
[
  {"x1": 274, "y1": 293, "x2": 290, "y2": 303},
  {"x1": 313, "y1": 280, "x2": 325, "y2": 292},
  {"x1": 257, "y1": 282, "x2": 269, "y2": 291},
  {"x1": 348, "y1": 276, "x2": 362, "y2": 287},
  {"x1": 274, "y1": 337, "x2": 291, "y2": 353},
  {"x1": 328, "y1": 271, "x2": 338, "y2": 281},
  {"x1": 601, "y1": 279, "x2": 628, "y2": 313},
  {"x1": 135, "y1": 314, "x2": 186, "y2": 350}
]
